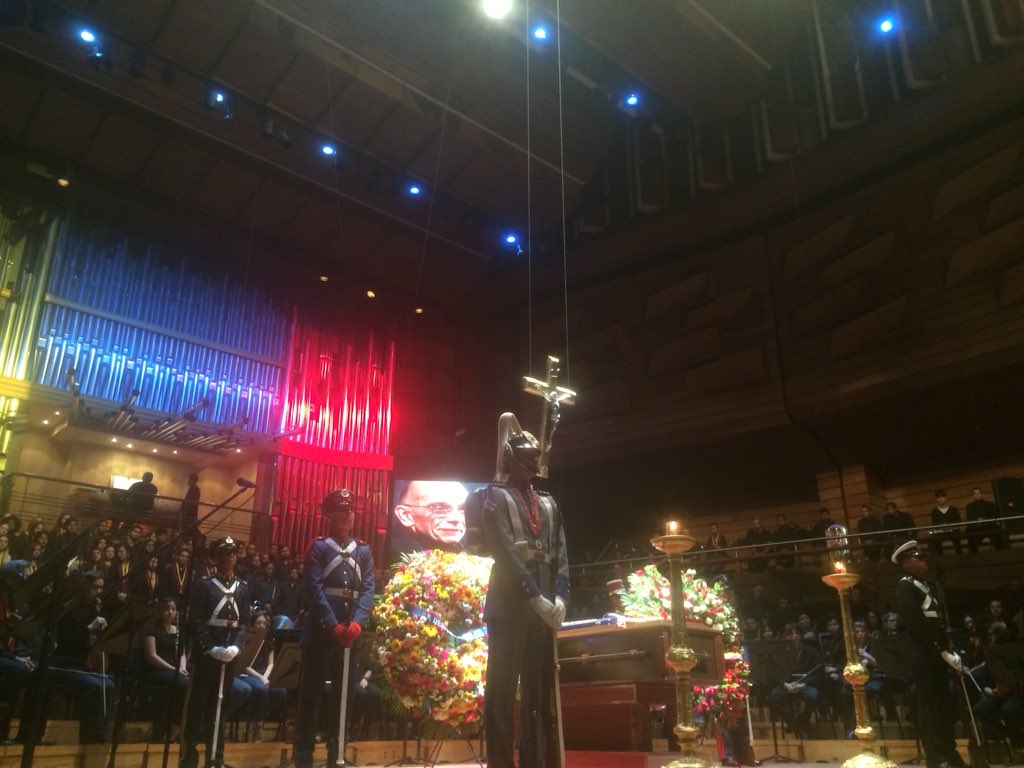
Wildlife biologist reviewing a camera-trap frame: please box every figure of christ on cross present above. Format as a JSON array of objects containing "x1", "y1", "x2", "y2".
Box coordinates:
[{"x1": 522, "y1": 355, "x2": 576, "y2": 479}]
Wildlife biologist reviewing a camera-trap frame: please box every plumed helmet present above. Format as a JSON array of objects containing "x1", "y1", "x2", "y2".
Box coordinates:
[
  {"x1": 494, "y1": 412, "x2": 542, "y2": 482},
  {"x1": 321, "y1": 488, "x2": 356, "y2": 516}
]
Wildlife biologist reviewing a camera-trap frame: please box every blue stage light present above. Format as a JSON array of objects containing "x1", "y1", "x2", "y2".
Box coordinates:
[
  {"x1": 321, "y1": 143, "x2": 337, "y2": 157},
  {"x1": 879, "y1": 17, "x2": 895, "y2": 33},
  {"x1": 407, "y1": 184, "x2": 422, "y2": 196},
  {"x1": 504, "y1": 233, "x2": 519, "y2": 246},
  {"x1": 533, "y1": 25, "x2": 549, "y2": 41},
  {"x1": 78, "y1": 28, "x2": 96, "y2": 43},
  {"x1": 625, "y1": 93, "x2": 640, "y2": 108}
]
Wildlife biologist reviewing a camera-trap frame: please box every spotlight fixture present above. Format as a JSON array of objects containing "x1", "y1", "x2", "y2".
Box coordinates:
[
  {"x1": 320, "y1": 142, "x2": 338, "y2": 157},
  {"x1": 78, "y1": 28, "x2": 96, "y2": 43},
  {"x1": 366, "y1": 290, "x2": 376, "y2": 299},
  {"x1": 55, "y1": 173, "x2": 71, "y2": 188},
  {"x1": 503, "y1": 232, "x2": 519, "y2": 246},
  {"x1": 204, "y1": 86, "x2": 233, "y2": 121},
  {"x1": 406, "y1": 183, "x2": 423, "y2": 197},
  {"x1": 532, "y1": 25, "x2": 549, "y2": 41},
  {"x1": 319, "y1": 275, "x2": 329, "y2": 282},
  {"x1": 878, "y1": 17, "x2": 895, "y2": 33},
  {"x1": 481, "y1": 0, "x2": 513, "y2": 20},
  {"x1": 414, "y1": 307, "x2": 424, "y2": 314},
  {"x1": 625, "y1": 92, "x2": 640, "y2": 108}
]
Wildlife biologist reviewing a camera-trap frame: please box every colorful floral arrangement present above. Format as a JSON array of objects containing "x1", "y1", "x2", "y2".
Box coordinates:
[
  {"x1": 619, "y1": 564, "x2": 749, "y2": 727},
  {"x1": 374, "y1": 549, "x2": 493, "y2": 730}
]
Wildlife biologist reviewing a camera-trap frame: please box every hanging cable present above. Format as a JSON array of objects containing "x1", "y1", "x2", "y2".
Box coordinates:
[
  {"x1": 555, "y1": 0, "x2": 571, "y2": 385},
  {"x1": 525, "y1": 0, "x2": 534, "y2": 376}
]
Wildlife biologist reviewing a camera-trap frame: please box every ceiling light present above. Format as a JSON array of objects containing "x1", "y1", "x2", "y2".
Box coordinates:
[
  {"x1": 625, "y1": 92, "x2": 640, "y2": 108},
  {"x1": 78, "y1": 28, "x2": 97, "y2": 44},
  {"x1": 321, "y1": 143, "x2": 337, "y2": 157},
  {"x1": 532, "y1": 25, "x2": 549, "y2": 41},
  {"x1": 503, "y1": 232, "x2": 519, "y2": 246},
  {"x1": 366, "y1": 290, "x2": 376, "y2": 299},
  {"x1": 126, "y1": 443, "x2": 134, "y2": 449},
  {"x1": 111, "y1": 437, "x2": 118, "y2": 443},
  {"x1": 481, "y1": 0, "x2": 513, "y2": 20},
  {"x1": 878, "y1": 17, "x2": 895, "y2": 33},
  {"x1": 319, "y1": 275, "x2": 329, "y2": 282},
  {"x1": 41, "y1": 418, "x2": 49, "y2": 425},
  {"x1": 415, "y1": 307, "x2": 424, "y2": 314},
  {"x1": 235, "y1": 448, "x2": 242, "y2": 453},
  {"x1": 56, "y1": 174, "x2": 71, "y2": 188},
  {"x1": 407, "y1": 183, "x2": 422, "y2": 197},
  {"x1": 172, "y1": 449, "x2": 178, "y2": 455},
  {"x1": 152, "y1": 448, "x2": 158, "y2": 453},
  {"x1": 54, "y1": 410, "x2": 60, "y2": 416},
  {"x1": 204, "y1": 87, "x2": 233, "y2": 121}
]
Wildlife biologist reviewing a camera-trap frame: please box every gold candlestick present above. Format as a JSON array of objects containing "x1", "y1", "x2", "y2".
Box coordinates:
[
  {"x1": 651, "y1": 531, "x2": 709, "y2": 768},
  {"x1": 821, "y1": 525, "x2": 897, "y2": 768}
]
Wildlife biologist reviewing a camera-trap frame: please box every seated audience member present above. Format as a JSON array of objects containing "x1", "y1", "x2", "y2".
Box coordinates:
[
  {"x1": 745, "y1": 518, "x2": 773, "y2": 572},
  {"x1": 106, "y1": 543, "x2": 134, "y2": 615},
  {"x1": 133, "y1": 555, "x2": 163, "y2": 603},
  {"x1": 856, "y1": 505, "x2": 884, "y2": 562},
  {"x1": 772, "y1": 514, "x2": 800, "y2": 569},
  {"x1": 236, "y1": 612, "x2": 286, "y2": 740},
  {"x1": 52, "y1": 572, "x2": 115, "y2": 744},
  {"x1": 973, "y1": 626, "x2": 1024, "y2": 746},
  {"x1": 808, "y1": 508, "x2": 835, "y2": 541},
  {"x1": 0, "y1": 534, "x2": 11, "y2": 567},
  {"x1": 277, "y1": 566, "x2": 305, "y2": 627},
  {"x1": 928, "y1": 489, "x2": 963, "y2": 557},
  {"x1": 965, "y1": 487, "x2": 1005, "y2": 552},
  {"x1": 141, "y1": 597, "x2": 188, "y2": 738},
  {"x1": 769, "y1": 624, "x2": 823, "y2": 738},
  {"x1": 161, "y1": 547, "x2": 194, "y2": 609},
  {"x1": 250, "y1": 561, "x2": 281, "y2": 617},
  {"x1": 881, "y1": 502, "x2": 916, "y2": 557}
]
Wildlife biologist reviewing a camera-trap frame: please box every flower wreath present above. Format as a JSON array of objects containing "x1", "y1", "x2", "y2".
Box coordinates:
[
  {"x1": 374, "y1": 549, "x2": 492, "y2": 730},
  {"x1": 618, "y1": 564, "x2": 749, "y2": 727}
]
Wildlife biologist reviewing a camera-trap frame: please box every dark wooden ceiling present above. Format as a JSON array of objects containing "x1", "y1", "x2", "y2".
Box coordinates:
[{"x1": 0, "y1": 0, "x2": 806, "y2": 310}]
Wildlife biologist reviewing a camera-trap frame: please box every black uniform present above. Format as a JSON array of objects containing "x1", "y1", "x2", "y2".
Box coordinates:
[
  {"x1": 482, "y1": 483, "x2": 569, "y2": 768},
  {"x1": 895, "y1": 574, "x2": 964, "y2": 768},
  {"x1": 182, "y1": 573, "x2": 250, "y2": 768}
]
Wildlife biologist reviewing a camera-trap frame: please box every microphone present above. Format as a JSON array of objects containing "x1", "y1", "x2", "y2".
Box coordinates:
[{"x1": 237, "y1": 477, "x2": 257, "y2": 489}]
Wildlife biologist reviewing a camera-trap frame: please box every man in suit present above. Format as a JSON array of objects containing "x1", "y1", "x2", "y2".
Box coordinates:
[
  {"x1": 893, "y1": 540, "x2": 966, "y2": 768},
  {"x1": 482, "y1": 413, "x2": 569, "y2": 768}
]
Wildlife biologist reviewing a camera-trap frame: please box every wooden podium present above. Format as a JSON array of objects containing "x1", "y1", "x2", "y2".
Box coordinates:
[{"x1": 557, "y1": 618, "x2": 724, "y2": 751}]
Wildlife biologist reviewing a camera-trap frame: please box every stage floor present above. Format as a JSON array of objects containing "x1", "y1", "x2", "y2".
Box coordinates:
[{"x1": 0, "y1": 737, "x2": 996, "y2": 768}]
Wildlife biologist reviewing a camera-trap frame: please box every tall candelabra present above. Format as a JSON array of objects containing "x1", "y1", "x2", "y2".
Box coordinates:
[
  {"x1": 651, "y1": 526, "x2": 710, "y2": 768},
  {"x1": 821, "y1": 525, "x2": 898, "y2": 768}
]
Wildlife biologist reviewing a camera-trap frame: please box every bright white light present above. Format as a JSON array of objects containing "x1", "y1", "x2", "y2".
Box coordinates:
[
  {"x1": 504, "y1": 233, "x2": 519, "y2": 245},
  {"x1": 214, "y1": 91, "x2": 225, "y2": 103},
  {"x1": 625, "y1": 93, "x2": 640, "y2": 107},
  {"x1": 482, "y1": 0, "x2": 513, "y2": 20},
  {"x1": 407, "y1": 184, "x2": 422, "y2": 196},
  {"x1": 533, "y1": 26, "x2": 548, "y2": 40},
  {"x1": 79, "y1": 29, "x2": 96, "y2": 44},
  {"x1": 321, "y1": 143, "x2": 337, "y2": 157},
  {"x1": 879, "y1": 18, "x2": 894, "y2": 33}
]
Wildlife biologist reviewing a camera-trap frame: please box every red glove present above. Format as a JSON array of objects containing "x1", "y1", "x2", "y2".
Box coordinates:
[
  {"x1": 342, "y1": 621, "x2": 362, "y2": 647},
  {"x1": 331, "y1": 623, "x2": 348, "y2": 646}
]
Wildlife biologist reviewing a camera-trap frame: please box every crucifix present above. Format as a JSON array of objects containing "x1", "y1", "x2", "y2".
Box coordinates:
[{"x1": 523, "y1": 355, "x2": 576, "y2": 479}]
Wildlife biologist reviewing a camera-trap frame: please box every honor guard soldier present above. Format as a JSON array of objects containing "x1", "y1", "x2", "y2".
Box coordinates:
[
  {"x1": 893, "y1": 540, "x2": 966, "y2": 768},
  {"x1": 181, "y1": 536, "x2": 250, "y2": 768},
  {"x1": 293, "y1": 489, "x2": 375, "y2": 768},
  {"x1": 482, "y1": 413, "x2": 569, "y2": 768}
]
